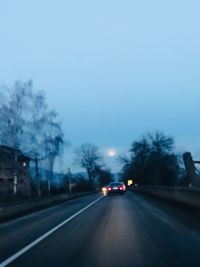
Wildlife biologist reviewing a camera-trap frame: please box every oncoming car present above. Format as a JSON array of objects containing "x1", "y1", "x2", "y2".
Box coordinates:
[{"x1": 106, "y1": 182, "x2": 126, "y2": 196}]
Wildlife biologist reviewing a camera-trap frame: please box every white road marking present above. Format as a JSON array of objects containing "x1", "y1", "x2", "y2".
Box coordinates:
[{"x1": 0, "y1": 195, "x2": 104, "y2": 267}]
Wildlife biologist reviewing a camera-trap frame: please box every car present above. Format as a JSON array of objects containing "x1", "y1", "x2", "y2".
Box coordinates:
[
  {"x1": 119, "y1": 181, "x2": 126, "y2": 192},
  {"x1": 107, "y1": 182, "x2": 126, "y2": 195}
]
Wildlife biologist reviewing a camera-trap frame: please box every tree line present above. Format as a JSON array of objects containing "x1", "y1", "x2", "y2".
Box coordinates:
[
  {"x1": 0, "y1": 81, "x2": 113, "y2": 197},
  {"x1": 74, "y1": 143, "x2": 113, "y2": 189},
  {"x1": 0, "y1": 80, "x2": 64, "y2": 195},
  {"x1": 120, "y1": 131, "x2": 181, "y2": 186},
  {"x1": 0, "y1": 81, "x2": 190, "y2": 194}
]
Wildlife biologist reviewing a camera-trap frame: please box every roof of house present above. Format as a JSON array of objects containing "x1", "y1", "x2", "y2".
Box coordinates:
[{"x1": 0, "y1": 145, "x2": 31, "y2": 161}]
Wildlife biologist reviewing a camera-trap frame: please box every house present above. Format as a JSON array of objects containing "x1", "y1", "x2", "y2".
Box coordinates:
[{"x1": 0, "y1": 145, "x2": 32, "y2": 197}]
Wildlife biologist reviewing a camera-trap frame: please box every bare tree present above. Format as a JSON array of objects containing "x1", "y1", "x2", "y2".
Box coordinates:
[
  {"x1": 0, "y1": 80, "x2": 66, "y2": 196},
  {"x1": 0, "y1": 81, "x2": 29, "y2": 148},
  {"x1": 74, "y1": 143, "x2": 102, "y2": 187},
  {"x1": 22, "y1": 89, "x2": 48, "y2": 196},
  {"x1": 0, "y1": 81, "x2": 33, "y2": 194},
  {"x1": 43, "y1": 110, "x2": 64, "y2": 193}
]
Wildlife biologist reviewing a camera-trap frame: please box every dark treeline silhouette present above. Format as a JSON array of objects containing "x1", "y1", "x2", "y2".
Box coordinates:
[
  {"x1": 121, "y1": 131, "x2": 180, "y2": 186},
  {"x1": 74, "y1": 143, "x2": 113, "y2": 189}
]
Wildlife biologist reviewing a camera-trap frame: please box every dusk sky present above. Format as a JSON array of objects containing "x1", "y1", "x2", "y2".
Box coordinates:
[{"x1": 0, "y1": 0, "x2": 200, "y2": 172}]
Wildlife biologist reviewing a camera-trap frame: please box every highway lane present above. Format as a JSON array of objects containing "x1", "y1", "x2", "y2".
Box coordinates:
[
  {"x1": 1, "y1": 191, "x2": 200, "y2": 267},
  {"x1": 0, "y1": 194, "x2": 101, "y2": 262}
]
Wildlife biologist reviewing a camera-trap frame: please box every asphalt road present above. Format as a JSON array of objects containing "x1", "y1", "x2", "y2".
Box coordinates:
[{"x1": 0, "y1": 191, "x2": 200, "y2": 267}]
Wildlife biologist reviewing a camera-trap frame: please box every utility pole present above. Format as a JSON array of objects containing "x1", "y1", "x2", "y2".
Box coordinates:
[
  {"x1": 35, "y1": 157, "x2": 41, "y2": 196},
  {"x1": 13, "y1": 151, "x2": 18, "y2": 195},
  {"x1": 67, "y1": 168, "x2": 72, "y2": 195},
  {"x1": 183, "y1": 152, "x2": 200, "y2": 186}
]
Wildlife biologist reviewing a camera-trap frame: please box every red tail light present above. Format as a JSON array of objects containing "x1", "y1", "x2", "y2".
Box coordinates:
[
  {"x1": 108, "y1": 187, "x2": 112, "y2": 191},
  {"x1": 119, "y1": 187, "x2": 123, "y2": 190}
]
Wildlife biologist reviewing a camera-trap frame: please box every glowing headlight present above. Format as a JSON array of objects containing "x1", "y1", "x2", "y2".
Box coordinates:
[{"x1": 102, "y1": 187, "x2": 107, "y2": 193}]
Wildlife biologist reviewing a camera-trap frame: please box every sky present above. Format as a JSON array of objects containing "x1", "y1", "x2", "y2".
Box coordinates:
[{"x1": 0, "y1": 0, "x2": 200, "y2": 173}]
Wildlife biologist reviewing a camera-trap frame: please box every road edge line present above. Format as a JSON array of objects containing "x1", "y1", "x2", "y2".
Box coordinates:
[{"x1": 0, "y1": 195, "x2": 103, "y2": 267}]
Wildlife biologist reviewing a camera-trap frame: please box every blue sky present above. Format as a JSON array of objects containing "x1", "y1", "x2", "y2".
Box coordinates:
[{"x1": 0, "y1": 0, "x2": 200, "y2": 172}]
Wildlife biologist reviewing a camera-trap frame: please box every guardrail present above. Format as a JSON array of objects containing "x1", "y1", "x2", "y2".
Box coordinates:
[{"x1": 131, "y1": 185, "x2": 200, "y2": 209}]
